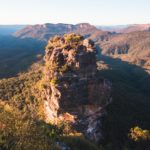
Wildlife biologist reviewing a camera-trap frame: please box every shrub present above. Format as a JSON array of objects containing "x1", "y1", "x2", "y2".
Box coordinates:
[
  {"x1": 50, "y1": 77, "x2": 59, "y2": 86},
  {"x1": 0, "y1": 104, "x2": 59, "y2": 150},
  {"x1": 59, "y1": 64, "x2": 68, "y2": 73},
  {"x1": 128, "y1": 126, "x2": 150, "y2": 141},
  {"x1": 64, "y1": 33, "x2": 83, "y2": 43}
]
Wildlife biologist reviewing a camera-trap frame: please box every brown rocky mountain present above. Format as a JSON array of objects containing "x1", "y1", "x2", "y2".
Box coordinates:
[
  {"x1": 39, "y1": 34, "x2": 112, "y2": 142},
  {"x1": 98, "y1": 24, "x2": 150, "y2": 33},
  {"x1": 96, "y1": 31, "x2": 150, "y2": 72},
  {"x1": 14, "y1": 23, "x2": 114, "y2": 43},
  {"x1": 118, "y1": 24, "x2": 150, "y2": 33},
  {"x1": 14, "y1": 23, "x2": 98, "y2": 41}
]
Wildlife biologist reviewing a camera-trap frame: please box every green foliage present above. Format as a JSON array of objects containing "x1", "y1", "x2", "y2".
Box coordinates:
[
  {"x1": 64, "y1": 33, "x2": 83, "y2": 43},
  {"x1": 59, "y1": 64, "x2": 68, "y2": 73},
  {"x1": 50, "y1": 77, "x2": 59, "y2": 86},
  {"x1": 0, "y1": 104, "x2": 59, "y2": 150},
  {"x1": 0, "y1": 66, "x2": 102, "y2": 150},
  {"x1": 0, "y1": 100, "x2": 101, "y2": 150},
  {"x1": 52, "y1": 36, "x2": 61, "y2": 42},
  {"x1": 0, "y1": 66, "x2": 42, "y2": 118}
]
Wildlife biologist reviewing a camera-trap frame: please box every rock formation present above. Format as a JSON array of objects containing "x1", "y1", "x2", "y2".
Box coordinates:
[{"x1": 40, "y1": 33, "x2": 112, "y2": 142}]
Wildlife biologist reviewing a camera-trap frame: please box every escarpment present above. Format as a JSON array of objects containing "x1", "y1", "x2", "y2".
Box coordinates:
[{"x1": 40, "y1": 33, "x2": 112, "y2": 142}]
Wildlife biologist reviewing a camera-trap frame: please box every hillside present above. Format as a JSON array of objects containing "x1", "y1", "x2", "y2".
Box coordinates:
[
  {"x1": 119, "y1": 24, "x2": 150, "y2": 33},
  {"x1": 0, "y1": 35, "x2": 45, "y2": 78},
  {"x1": 97, "y1": 54, "x2": 150, "y2": 149},
  {"x1": 97, "y1": 31, "x2": 150, "y2": 72},
  {"x1": 97, "y1": 24, "x2": 150, "y2": 33}
]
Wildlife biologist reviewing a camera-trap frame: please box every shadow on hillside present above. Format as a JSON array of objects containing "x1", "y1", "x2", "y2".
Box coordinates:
[
  {"x1": 96, "y1": 46, "x2": 150, "y2": 148},
  {"x1": 96, "y1": 45, "x2": 150, "y2": 96},
  {"x1": 0, "y1": 36, "x2": 46, "y2": 79}
]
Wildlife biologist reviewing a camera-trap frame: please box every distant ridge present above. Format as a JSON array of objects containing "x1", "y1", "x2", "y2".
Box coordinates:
[
  {"x1": 14, "y1": 23, "x2": 98, "y2": 41},
  {"x1": 97, "y1": 23, "x2": 150, "y2": 33},
  {"x1": 119, "y1": 24, "x2": 150, "y2": 33},
  {"x1": 99, "y1": 31, "x2": 150, "y2": 72}
]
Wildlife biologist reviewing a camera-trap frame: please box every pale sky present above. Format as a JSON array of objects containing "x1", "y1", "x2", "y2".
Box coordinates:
[{"x1": 0, "y1": 0, "x2": 150, "y2": 25}]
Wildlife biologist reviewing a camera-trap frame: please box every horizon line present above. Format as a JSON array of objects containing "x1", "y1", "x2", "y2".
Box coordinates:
[{"x1": 0, "y1": 22, "x2": 150, "y2": 26}]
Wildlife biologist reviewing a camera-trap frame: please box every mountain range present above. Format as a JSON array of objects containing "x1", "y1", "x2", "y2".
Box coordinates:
[
  {"x1": 117, "y1": 24, "x2": 150, "y2": 33},
  {"x1": 99, "y1": 31, "x2": 150, "y2": 72},
  {"x1": 14, "y1": 23, "x2": 97, "y2": 41},
  {"x1": 97, "y1": 24, "x2": 150, "y2": 33}
]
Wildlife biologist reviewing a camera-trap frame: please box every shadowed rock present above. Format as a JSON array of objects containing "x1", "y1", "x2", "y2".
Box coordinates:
[{"x1": 40, "y1": 33, "x2": 112, "y2": 142}]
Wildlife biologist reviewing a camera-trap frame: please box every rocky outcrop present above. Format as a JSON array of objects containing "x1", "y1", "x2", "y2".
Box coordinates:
[{"x1": 40, "y1": 34, "x2": 112, "y2": 142}]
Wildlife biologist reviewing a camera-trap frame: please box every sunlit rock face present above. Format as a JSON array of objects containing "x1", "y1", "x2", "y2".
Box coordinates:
[{"x1": 41, "y1": 33, "x2": 112, "y2": 142}]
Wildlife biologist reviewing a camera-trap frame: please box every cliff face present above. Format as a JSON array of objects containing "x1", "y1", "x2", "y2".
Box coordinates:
[{"x1": 41, "y1": 34, "x2": 112, "y2": 142}]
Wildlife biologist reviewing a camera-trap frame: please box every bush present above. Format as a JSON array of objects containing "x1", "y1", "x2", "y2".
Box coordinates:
[
  {"x1": 64, "y1": 33, "x2": 83, "y2": 43},
  {"x1": 129, "y1": 126, "x2": 150, "y2": 141},
  {"x1": 0, "y1": 104, "x2": 59, "y2": 150}
]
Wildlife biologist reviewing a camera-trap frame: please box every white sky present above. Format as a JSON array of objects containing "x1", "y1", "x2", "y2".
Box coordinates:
[{"x1": 0, "y1": 0, "x2": 150, "y2": 25}]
